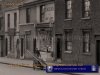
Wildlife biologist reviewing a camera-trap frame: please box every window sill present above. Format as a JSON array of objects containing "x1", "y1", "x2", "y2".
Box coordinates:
[
  {"x1": 64, "y1": 19, "x2": 72, "y2": 21},
  {"x1": 64, "y1": 51, "x2": 72, "y2": 53},
  {"x1": 81, "y1": 17, "x2": 91, "y2": 20},
  {"x1": 82, "y1": 53, "x2": 91, "y2": 56}
]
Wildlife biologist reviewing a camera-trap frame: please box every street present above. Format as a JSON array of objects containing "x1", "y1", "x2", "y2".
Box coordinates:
[
  {"x1": 0, "y1": 63, "x2": 100, "y2": 75},
  {"x1": 0, "y1": 63, "x2": 67, "y2": 75}
]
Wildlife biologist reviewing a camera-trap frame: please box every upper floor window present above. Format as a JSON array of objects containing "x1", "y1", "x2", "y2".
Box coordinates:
[
  {"x1": 40, "y1": 5, "x2": 45, "y2": 22},
  {"x1": 0, "y1": 5, "x2": 1, "y2": 10},
  {"x1": 0, "y1": 17, "x2": 2, "y2": 30},
  {"x1": 65, "y1": 0, "x2": 72, "y2": 19},
  {"x1": 65, "y1": 30, "x2": 72, "y2": 52},
  {"x1": 7, "y1": 14, "x2": 10, "y2": 28},
  {"x1": 26, "y1": 8, "x2": 31, "y2": 23},
  {"x1": 14, "y1": 13, "x2": 17, "y2": 28},
  {"x1": 83, "y1": 30, "x2": 90, "y2": 53},
  {"x1": 82, "y1": 0, "x2": 90, "y2": 18}
]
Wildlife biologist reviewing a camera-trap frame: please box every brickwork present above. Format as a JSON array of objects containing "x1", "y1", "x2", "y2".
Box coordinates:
[{"x1": 55, "y1": 0, "x2": 100, "y2": 65}]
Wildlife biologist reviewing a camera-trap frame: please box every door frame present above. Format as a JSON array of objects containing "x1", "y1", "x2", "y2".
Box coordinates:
[
  {"x1": 5, "y1": 38, "x2": 8, "y2": 56},
  {"x1": 55, "y1": 34, "x2": 62, "y2": 61},
  {"x1": 96, "y1": 40, "x2": 100, "y2": 66},
  {"x1": 20, "y1": 38, "x2": 24, "y2": 59}
]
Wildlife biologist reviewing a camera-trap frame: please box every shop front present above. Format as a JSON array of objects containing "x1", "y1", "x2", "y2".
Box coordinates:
[{"x1": 36, "y1": 23, "x2": 54, "y2": 62}]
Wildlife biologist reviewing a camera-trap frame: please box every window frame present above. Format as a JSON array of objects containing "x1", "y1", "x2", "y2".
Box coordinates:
[
  {"x1": 7, "y1": 14, "x2": 10, "y2": 28},
  {"x1": 82, "y1": 0, "x2": 90, "y2": 18},
  {"x1": 64, "y1": 29, "x2": 73, "y2": 52},
  {"x1": 26, "y1": 8, "x2": 31, "y2": 23},
  {"x1": 65, "y1": 0, "x2": 72, "y2": 19},
  {"x1": 14, "y1": 13, "x2": 17, "y2": 28},
  {"x1": 0, "y1": 17, "x2": 2, "y2": 30},
  {"x1": 82, "y1": 30, "x2": 90, "y2": 53},
  {"x1": 40, "y1": 5, "x2": 45, "y2": 22}
]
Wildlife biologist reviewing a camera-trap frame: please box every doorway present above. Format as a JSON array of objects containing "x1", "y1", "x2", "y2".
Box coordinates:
[
  {"x1": 33, "y1": 38, "x2": 36, "y2": 53},
  {"x1": 56, "y1": 38, "x2": 61, "y2": 59},
  {"x1": 96, "y1": 40, "x2": 100, "y2": 66},
  {"x1": 21, "y1": 38, "x2": 24, "y2": 57},
  {"x1": 0, "y1": 36, "x2": 3, "y2": 57},
  {"x1": 16, "y1": 39, "x2": 20, "y2": 58},
  {"x1": 56, "y1": 34, "x2": 62, "y2": 60},
  {"x1": 5, "y1": 38, "x2": 8, "y2": 56}
]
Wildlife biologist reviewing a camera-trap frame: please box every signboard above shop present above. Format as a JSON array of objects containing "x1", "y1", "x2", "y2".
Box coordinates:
[{"x1": 41, "y1": 3, "x2": 55, "y2": 23}]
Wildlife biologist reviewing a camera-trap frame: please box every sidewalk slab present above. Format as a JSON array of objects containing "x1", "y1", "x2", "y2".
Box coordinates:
[
  {"x1": 0, "y1": 57, "x2": 33, "y2": 68},
  {"x1": 0, "y1": 57, "x2": 64, "y2": 68}
]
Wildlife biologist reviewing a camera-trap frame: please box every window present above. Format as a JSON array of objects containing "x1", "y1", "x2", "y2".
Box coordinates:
[
  {"x1": 26, "y1": 8, "x2": 31, "y2": 23},
  {"x1": 82, "y1": 0, "x2": 90, "y2": 18},
  {"x1": 7, "y1": 14, "x2": 10, "y2": 28},
  {"x1": 0, "y1": 17, "x2": 2, "y2": 30},
  {"x1": 40, "y1": 5, "x2": 45, "y2": 22},
  {"x1": 65, "y1": 30, "x2": 72, "y2": 51},
  {"x1": 83, "y1": 31, "x2": 90, "y2": 53},
  {"x1": 0, "y1": 5, "x2": 1, "y2": 10},
  {"x1": 65, "y1": 0, "x2": 72, "y2": 19},
  {"x1": 14, "y1": 13, "x2": 17, "y2": 28}
]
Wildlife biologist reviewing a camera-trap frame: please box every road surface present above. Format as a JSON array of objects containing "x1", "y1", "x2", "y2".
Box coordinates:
[{"x1": 0, "y1": 64, "x2": 99, "y2": 75}]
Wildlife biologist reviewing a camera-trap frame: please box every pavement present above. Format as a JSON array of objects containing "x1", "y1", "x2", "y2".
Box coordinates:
[
  {"x1": 0, "y1": 57, "x2": 100, "y2": 75},
  {"x1": 0, "y1": 64, "x2": 67, "y2": 75},
  {"x1": 0, "y1": 57, "x2": 33, "y2": 68},
  {"x1": 0, "y1": 57, "x2": 58, "y2": 68}
]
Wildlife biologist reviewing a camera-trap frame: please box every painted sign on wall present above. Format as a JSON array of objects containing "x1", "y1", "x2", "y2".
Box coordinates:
[{"x1": 41, "y1": 3, "x2": 55, "y2": 23}]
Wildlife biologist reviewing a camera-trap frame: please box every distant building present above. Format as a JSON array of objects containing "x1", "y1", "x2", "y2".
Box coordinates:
[
  {"x1": 0, "y1": 1, "x2": 5, "y2": 57},
  {"x1": 4, "y1": 6, "x2": 20, "y2": 58},
  {"x1": 55, "y1": 0, "x2": 100, "y2": 65}
]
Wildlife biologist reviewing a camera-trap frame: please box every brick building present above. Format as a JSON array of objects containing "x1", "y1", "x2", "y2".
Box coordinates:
[{"x1": 55, "y1": 0, "x2": 100, "y2": 65}]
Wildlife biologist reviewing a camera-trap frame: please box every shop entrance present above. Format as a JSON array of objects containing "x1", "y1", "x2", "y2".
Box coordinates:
[{"x1": 36, "y1": 28, "x2": 52, "y2": 61}]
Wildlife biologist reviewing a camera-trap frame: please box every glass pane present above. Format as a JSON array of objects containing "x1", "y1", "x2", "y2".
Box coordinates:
[
  {"x1": 84, "y1": 33, "x2": 89, "y2": 42},
  {"x1": 67, "y1": 9, "x2": 72, "y2": 18},
  {"x1": 67, "y1": 42, "x2": 72, "y2": 50},
  {"x1": 67, "y1": 1, "x2": 72, "y2": 9},
  {"x1": 84, "y1": 43, "x2": 89, "y2": 52}
]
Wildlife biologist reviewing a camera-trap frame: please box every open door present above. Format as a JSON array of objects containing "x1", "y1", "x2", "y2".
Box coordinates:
[{"x1": 55, "y1": 34, "x2": 62, "y2": 61}]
